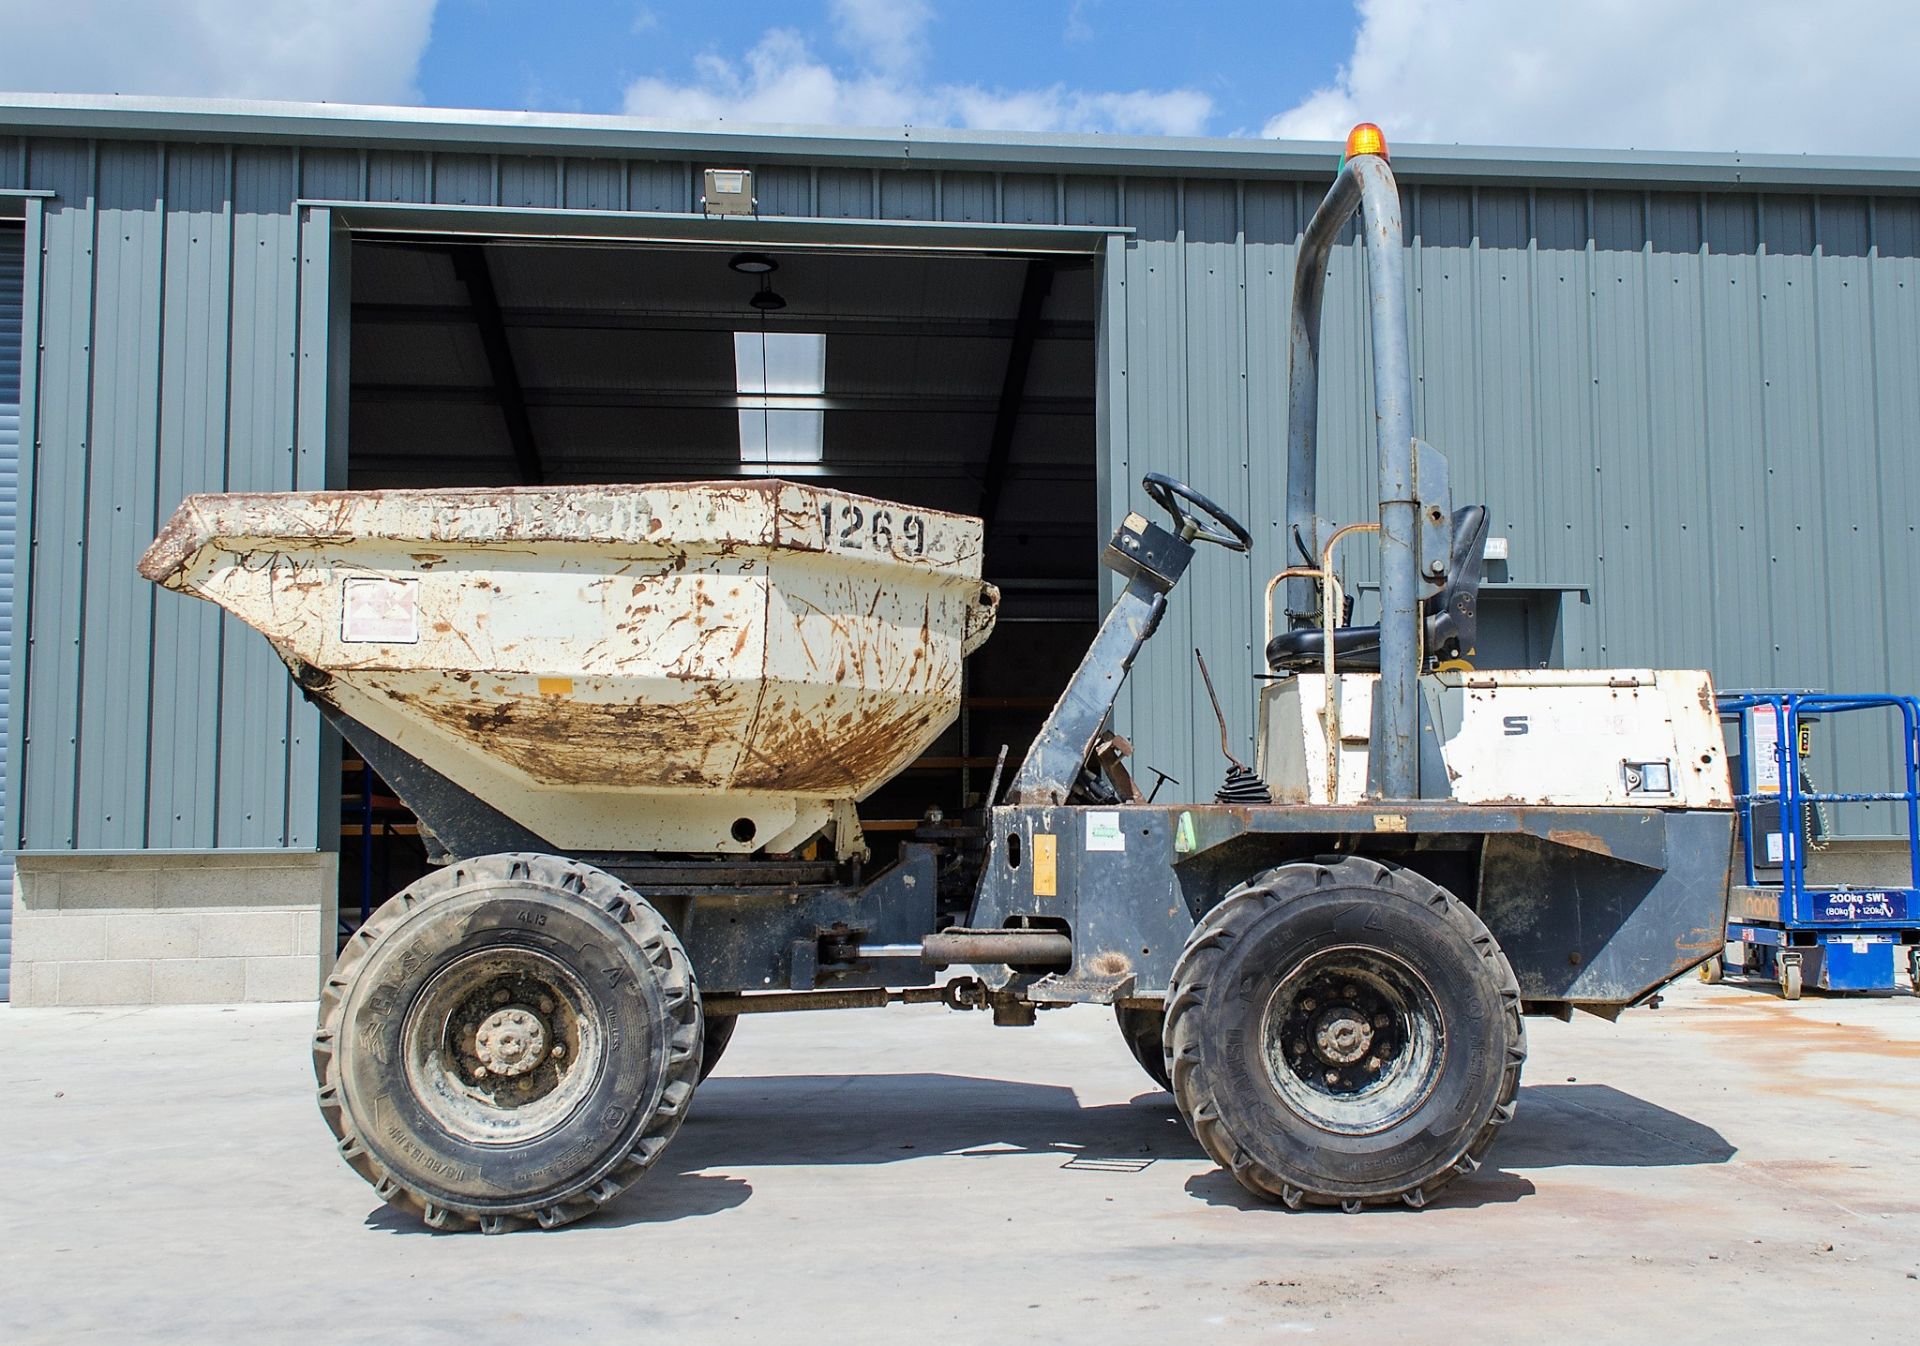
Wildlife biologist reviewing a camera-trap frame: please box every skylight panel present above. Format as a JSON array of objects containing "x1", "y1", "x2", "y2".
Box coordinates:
[{"x1": 735, "y1": 331, "x2": 825, "y2": 465}]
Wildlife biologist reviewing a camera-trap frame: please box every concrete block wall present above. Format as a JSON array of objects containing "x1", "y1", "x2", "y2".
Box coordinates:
[{"x1": 9, "y1": 851, "x2": 337, "y2": 1005}]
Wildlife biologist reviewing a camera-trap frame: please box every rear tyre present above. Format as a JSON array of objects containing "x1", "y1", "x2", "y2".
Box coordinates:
[
  {"x1": 1780, "y1": 958, "x2": 1803, "y2": 1000},
  {"x1": 314, "y1": 853, "x2": 703, "y2": 1233},
  {"x1": 1114, "y1": 1005, "x2": 1172, "y2": 1092},
  {"x1": 1167, "y1": 854, "x2": 1524, "y2": 1211},
  {"x1": 699, "y1": 1013, "x2": 738, "y2": 1082}
]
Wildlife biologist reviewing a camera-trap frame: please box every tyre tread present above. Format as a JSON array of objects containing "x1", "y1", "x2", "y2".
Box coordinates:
[
  {"x1": 1164, "y1": 853, "x2": 1525, "y2": 1211},
  {"x1": 313, "y1": 852, "x2": 703, "y2": 1233}
]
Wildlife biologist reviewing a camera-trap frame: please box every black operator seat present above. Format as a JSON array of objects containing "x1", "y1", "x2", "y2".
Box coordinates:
[{"x1": 1265, "y1": 505, "x2": 1490, "y2": 674}]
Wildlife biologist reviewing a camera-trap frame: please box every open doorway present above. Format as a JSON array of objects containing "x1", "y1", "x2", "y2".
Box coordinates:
[{"x1": 336, "y1": 235, "x2": 1101, "y2": 926}]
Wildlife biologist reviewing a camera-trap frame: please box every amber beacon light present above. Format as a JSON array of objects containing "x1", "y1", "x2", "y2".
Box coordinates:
[{"x1": 1343, "y1": 122, "x2": 1389, "y2": 162}]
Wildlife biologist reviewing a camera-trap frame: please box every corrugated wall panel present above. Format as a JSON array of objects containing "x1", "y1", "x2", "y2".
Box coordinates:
[
  {"x1": 879, "y1": 170, "x2": 934, "y2": 220},
  {"x1": 1588, "y1": 190, "x2": 1654, "y2": 670},
  {"x1": 1527, "y1": 190, "x2": 1600, "y2": 665},
  {"x1": 215, "y1": 146, "x2": 300, "y2": 847},
  {"x1": 1179, "y1": 179, "x2": 1255, "y2": 778},
  {"x1": 879, "y1": 172, "x2": 933, "y2": 222},
  {"x1": 1808, "y1": 197, "x2": 1897, "y2": 815},
  {"x1": 1757, "y1": 196, "x2": 1827, "y2": 693},
  {"x1": 564, "y1": 157, "x2": 622, "y2": 212},
  {"x1": 366, "y1": 150, "x2": 426, "y2": 204},
  {"x1": 1002, "y1": 174, "x2": 1057, "y2": 225},
  {"x1": 433, "y1": 154, "x2": 492, "y2": 207},
  {"x1": 301, "y1": 148, "x2": 362, "y2": 202},
  {"x1": 629, "y1": 161, "x2": 689, "y2": 214},
  {"x1": 1474, "y1": 188, "x2": 1544, "y2": 589},
  {"x1": 499, "y1": 156, "x2": 558, "y2": 209},
  {"x1": 145, "y1": 144, "x2": 232, "y2": 848},
  {"x1": 1, "y1": 222, "x2": 24, "y2": 997},
  {"x1": 1699, "y1": 197, "x2": 1771, "y2": 686},
  {"x1": 75, "y1": 141, "x2": 165, "y2": 847},
  {"x1": 21, "y1": 138, "x2": 96, "y2": 849},
  {"x1": 941, "y1": 172, "x2": 994, "y2": 224},
  {"x1": 1642, "y1": 193, "x2": 1715, "y2": 670},
  {"x1": 1243, "y1": 180, "x2": 1303, "y2": 633},
  {"x1": 1065, "y1": 176, "x2": 1119, "y2": 227},
  {"x1": 1869, "y1": 200, "x2": 1920, "y2": 694},
  {"x1": 1118, "y1": 178, "x2": 1197, "y2": 790},
  {"x1": 816, "y1": 168, "x2": 871, "y2": 219},
  {"x1": 755, "y1": 166, "x2": 809, "y2": 217}
]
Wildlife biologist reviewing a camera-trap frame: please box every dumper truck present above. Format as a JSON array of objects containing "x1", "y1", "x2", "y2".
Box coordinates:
[{"x1": 139, "y1": 125, "x2": 1735, "y2": 1232}]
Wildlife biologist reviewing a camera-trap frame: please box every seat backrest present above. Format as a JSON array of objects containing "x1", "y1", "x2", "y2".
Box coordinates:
[{"x1": 1424, "y1": 505, "x2": 1489, "y2": 658}]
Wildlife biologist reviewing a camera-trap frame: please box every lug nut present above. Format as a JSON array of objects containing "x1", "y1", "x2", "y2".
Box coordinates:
[
  {"x1": 493, "y1": 990, "x2": 510, "y2": 1005},
  {"x1": 539, "y1": 997, "x2": 554, "y2": 1014},
  {"x1": 551, "y1": 1044, "x2": 566, "y2": 1059},
  {"x1": 473, "y1": 1065, "x2": 488, "y2": 1078}
]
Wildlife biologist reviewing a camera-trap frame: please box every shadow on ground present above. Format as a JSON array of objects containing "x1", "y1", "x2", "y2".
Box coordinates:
[
  {"x1": 676, "y1": 1075, "x2": 1733, "y2": 1172},
  {"x1": 365, "y1": 1075, "x2": 1735, "y2": 1230}
]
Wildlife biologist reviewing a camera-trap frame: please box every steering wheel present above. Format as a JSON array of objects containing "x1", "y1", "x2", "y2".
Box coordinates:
[{"x1": 1141, "y1": 472, "x2": 1253, "y2": 552}]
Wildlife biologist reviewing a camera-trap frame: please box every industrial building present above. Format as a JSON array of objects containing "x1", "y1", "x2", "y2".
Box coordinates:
[{"x1": 2, "y1": 93, "x2": 1916, "y2": 1004}]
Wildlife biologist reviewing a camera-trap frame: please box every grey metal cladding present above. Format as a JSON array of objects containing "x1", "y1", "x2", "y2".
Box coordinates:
[
  {"x1": 7, "y1": 119, "x2": 1920, "y2": 851},
  {"x1": 1, "y1": 221, "x2": 23, "y2": 996}
]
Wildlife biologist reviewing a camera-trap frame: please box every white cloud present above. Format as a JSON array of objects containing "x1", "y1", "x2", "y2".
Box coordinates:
[
  {"x1": 1266, "y1": 0, "x2": 1920, "y2": 155},
  {"x1": 0, "y1": 0, "x2": 439, "y2": 104},
  {"x1": 832, "y1": 0, "x2": 933, "y2": 76},
  {"x1": 623, "y1": 19, "x2": 1211, "y2": 136},
  {"x1": 1064, "y1": 0, "x2": 1097, "y2": 44}
]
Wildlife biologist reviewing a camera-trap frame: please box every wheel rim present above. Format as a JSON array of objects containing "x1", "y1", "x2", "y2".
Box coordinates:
[
  {"x1": 400, "y1": 946, "x2": 607, "y2": 1145},
  {"x1": 1260, "y1": 944, "x2": 1445, "y2": 1137}
]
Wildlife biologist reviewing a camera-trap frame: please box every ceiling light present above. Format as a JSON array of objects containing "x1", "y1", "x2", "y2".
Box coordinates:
[
  {"x1": 729, "y1": 252, "x2": 778, "y2": 275},
  {"x1": 749, "y1": 287, "x2": 787, "y2": 312}
]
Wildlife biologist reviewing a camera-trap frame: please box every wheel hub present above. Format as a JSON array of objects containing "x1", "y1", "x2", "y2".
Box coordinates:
[
  {"x1": 1262, "y1": 947, "x2": 1443, "y2": 1137},
  {"x1": 401, "y1": 952, "x2": 599, "y2": 1143},
  {"x1": 474, "y1": 1007, "x2": 549, "y2": 1077},
  {"x1": 1311, "y1": 1007, "x2": 1375, "y2": 1065}
]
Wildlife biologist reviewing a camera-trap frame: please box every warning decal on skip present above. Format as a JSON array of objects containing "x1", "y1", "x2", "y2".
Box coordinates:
[{"x1": 341, "y1": 577, "x2": 421, "y2": 644}]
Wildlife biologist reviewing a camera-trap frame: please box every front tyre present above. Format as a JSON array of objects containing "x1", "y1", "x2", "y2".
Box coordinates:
[
  {"x1": 1167, "y1": 855, "x2": 1524, "y2": 1211},
  {"x1": 314, "y1": 853, "x2": 703, "y2": 1233}
]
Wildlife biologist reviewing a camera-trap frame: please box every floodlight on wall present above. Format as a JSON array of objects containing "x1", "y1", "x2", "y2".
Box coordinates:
[{"x1": 702, "y1": 168, "x2": 756, "y2": 217}]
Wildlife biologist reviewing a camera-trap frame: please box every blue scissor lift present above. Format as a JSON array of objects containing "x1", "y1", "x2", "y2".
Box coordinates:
[{"x1": 1710, "y1": 692, "x2": 1920, "y2": 997}]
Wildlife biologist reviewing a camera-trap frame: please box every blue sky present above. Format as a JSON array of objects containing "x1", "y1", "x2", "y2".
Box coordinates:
[
  {"x1": 4, "y1": 0, "x2": 1919, "y2": 154},
  {"x1": 416, "y1": 1, "x2": 1354, "y2": 138}
]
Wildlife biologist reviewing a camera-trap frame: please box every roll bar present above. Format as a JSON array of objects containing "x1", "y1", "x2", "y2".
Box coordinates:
[{"x1": 1283, "y1": 152, "x2": 1420, "y2": 800}]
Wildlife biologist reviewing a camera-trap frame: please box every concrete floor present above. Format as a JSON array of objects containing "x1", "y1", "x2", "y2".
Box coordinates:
[{"x1": 3, "y1": 976, "x2": 1917, "y2": 1344}]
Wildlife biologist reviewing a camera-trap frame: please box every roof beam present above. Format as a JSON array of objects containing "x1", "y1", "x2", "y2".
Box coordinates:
[
  {"x1": 354, "y1": 302, "x2": 1096, "y2": 343},
  {"x1": 978, "y1": 259, "x2": 1054, "y2": 527},
  {"x1": 351, "y1": 383, "x2": 1094, "y2": 416},
  {"x1": 446, "y1": 244, "x2": 545, "y2": 485}
]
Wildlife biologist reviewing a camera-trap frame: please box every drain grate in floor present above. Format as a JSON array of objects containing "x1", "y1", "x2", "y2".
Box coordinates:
[{"x1": 1061, "y1": 1155, "x2": 1157, "y2": 1173}]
